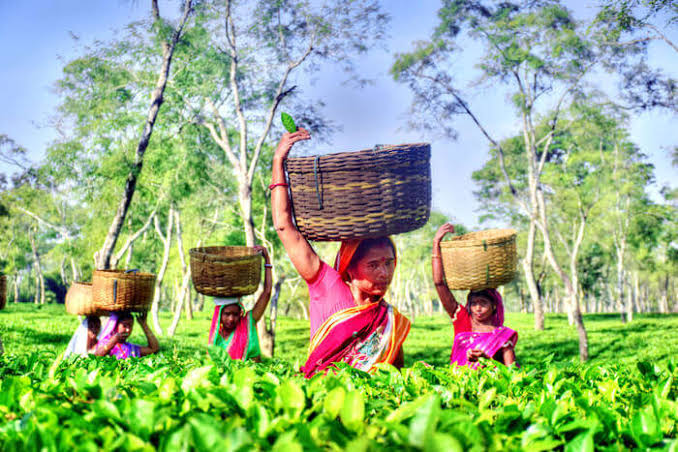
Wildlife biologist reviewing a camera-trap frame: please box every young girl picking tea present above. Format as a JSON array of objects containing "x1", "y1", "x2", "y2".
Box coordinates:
[
  {"x1": 95, "y1": 311, "x2": 159, "y2": 359},
  {"x1": 432, "y1": 223, "x2": 517, "y2": 368}
]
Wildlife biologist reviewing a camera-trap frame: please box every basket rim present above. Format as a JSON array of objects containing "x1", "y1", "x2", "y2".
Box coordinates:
[
  {"x1": 285, "y1": 143, "x2": 430, "y2": 172},
  {"x1": 190, "y1": 246, "x2": 262, "y2": 261},
  {"x1": 93, "y1": 269, "x2": 156, "y2": 279},
  {"x1": 439, "y1": 228, "x2": 517, "y2": 249}
]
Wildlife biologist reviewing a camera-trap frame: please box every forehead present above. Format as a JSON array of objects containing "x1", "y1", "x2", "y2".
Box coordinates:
[
  {"x1": 119, "y1": 318, "x2": 134, "y2": 325},
  {"x1": 358, "y1": 244, "x2": 395, "y2": 262},
  {"x1": 470, "y1": 295, "x2": 493, "y2": 305},
  {"x1": 221, "y1": 305, "x2": 241, "y2": 314}
]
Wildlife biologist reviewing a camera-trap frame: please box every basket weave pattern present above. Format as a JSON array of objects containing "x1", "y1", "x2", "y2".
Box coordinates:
[
  {"x1": 285, "y1": 143, "x2": 431, "y2": 241},
  {"x1": 92, "y1": 270, "x2": 156, "y2": 312},
  {"x1": 440, "y1": 229, "x2": 518, "y2": 290},
  {"x1": 190, "y1": 246, "x2": 262, "y2": 297},
  {"x1": 65, "y1": 282, "x2": 108, "y2": 316},
  {"x1": 0, "y1": 275, "x2": 6, "y2": 310}
]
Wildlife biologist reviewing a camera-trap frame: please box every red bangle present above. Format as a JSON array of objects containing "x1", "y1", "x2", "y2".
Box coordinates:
[{"x1": 268, "y1": 182, "x2": 289, "y2": 190}]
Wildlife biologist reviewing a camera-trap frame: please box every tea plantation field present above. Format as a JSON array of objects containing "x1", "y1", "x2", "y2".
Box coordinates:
[{"x1": 1, "y1": 304, "x2": 677, "y2": 450}]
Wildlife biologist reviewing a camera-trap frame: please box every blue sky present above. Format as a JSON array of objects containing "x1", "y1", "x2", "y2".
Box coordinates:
[{"x1": 1, "y1": 0, "x2": 676, "y2": 228}]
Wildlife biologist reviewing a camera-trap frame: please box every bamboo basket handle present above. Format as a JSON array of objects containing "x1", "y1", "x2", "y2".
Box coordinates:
[
  {"x1": 125, "y1": 269, "x2": 140, "y2": 274},
  {"x1": 313, "y1": 155, "x2": 323, "y2": 210}
]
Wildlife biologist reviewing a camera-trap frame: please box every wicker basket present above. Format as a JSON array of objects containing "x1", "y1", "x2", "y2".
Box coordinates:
[
  {"x1": 284, "y1": 143, "x2": 431, "y2": 241},
  {"x1": 65, "y1": 282, "x2": 108, "y2": 316},
  {"x1": 0, "y1": 274, "x2": 6, "y2": 310},
  {"x1": 92, "y1": 270, "x2": 156, "y2": 312},
  {"x1": 440, "y1": 229, "x2": 518, "y2": 290},
  {"x1": 190, "y1": 246, "x2": 262, "y2": 297}
]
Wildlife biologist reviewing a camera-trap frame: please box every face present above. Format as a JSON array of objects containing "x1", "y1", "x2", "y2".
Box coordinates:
[
  {"x1": 87, "y1": 317, "x2": 101, "y2": 347},
  {"x1": 117, "y1": 318, "x2": 134, "y2": 336},
  {"x1": 469, "y1": 295, "x2": 495, "y2": 322},
  {"x1": 220, "y1": 305, "x2": 242, "y2": 331},
  {"x1": 347, "y1": 244, "x2": 396, "y2": 297}
]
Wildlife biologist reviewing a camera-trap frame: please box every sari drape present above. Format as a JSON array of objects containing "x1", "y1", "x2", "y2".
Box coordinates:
[{"x1": 302, "y1": 300, "x2": 410, "y2": 378}]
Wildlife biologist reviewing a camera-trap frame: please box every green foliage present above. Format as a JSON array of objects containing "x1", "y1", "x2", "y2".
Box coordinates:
[{"x1": 1, "y1": 306, "x2": 678, "y2": 450}]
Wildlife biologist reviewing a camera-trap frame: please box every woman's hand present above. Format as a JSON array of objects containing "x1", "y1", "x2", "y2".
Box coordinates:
[
  {"x1": 253, "y1": 245, "x2": 270, "y2": 265},
  {"x1": 135, "y1": 311, "x2": 148, "y2": 325},
  {"x1": 113, "y1": 331, "x2": 129, "y2": 343},
  {"x1": 273, "y1": 128, "x2": 311, "y2": 162},
  {"x1": 434, "y1": 223, "x2": 455, "y2": 246},
  {"x1": 466, "y1": 348, "x2": 490, "y2": 363}
]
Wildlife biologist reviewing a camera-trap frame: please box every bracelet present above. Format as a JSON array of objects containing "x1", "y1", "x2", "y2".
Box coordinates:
[
  {"x1": 264, "y1": 263, "x2": 273, "y2": 268},
  {"x1": 432, "y1": 255, "x2": 441, "y2": 259},
  {"x1": 268, "y1": 182, "x2": 289, "y2": 190}
]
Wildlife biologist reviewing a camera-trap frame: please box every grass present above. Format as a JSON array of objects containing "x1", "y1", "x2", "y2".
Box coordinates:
[{"x1": 2, "y1": 302, "x2": 677, "y2": 367}]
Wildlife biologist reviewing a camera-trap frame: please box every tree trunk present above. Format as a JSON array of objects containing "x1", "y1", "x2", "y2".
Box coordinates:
[
  {"x1": 28, "y1": 229, "x2": 45, "y2": 305},
  {"x1": 96, "y1": 0, "x2": 193, "y2": 269},
  {"x1": 13, "y1": 274, "x2": 21, "y2": 303},
  {"x1": 173, "y1": 208, "x2": 195, "y2": 325},
  {"x1": 537, "y1": 190, "x2": 588, "y2": 361},
  {"x1": 522, "y1": 220, "x2": 545, "y2": 330},
  {"x1": 70, "y1": 257, "x2": 80, "y2": 283},
  {"x1": 659, "y1": 274, "x2": 669, "y2": 313},
  {"x1": 260, "y1": 277, "x2": 285, "y2": 358},
  {"x1": 615, "y1": 237, "x2": 627, "y2": 322},
  {"x1": 151, "y1": 208, "x2": 174, "y2": 335},
  {"x1": 626, "y1": 277, "x2": 634, "y2": 322}
]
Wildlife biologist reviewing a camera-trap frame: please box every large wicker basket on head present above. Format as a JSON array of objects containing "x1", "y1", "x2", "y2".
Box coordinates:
[
  {"x1": 440, "y1": 229, "x2": 518, "y2": 290},
  {"x1": 65, "y1": 282, "x2": 108, "y2": 316},
  {"x1": 284, "y1": 143, "x2": 431, "y2": 241},
  {"x1": 190, "y1": 246, "x2": 262, "y2": 297},
  {"x1": 92, "y1": 270, "x2": 156, "y2": 312},
  {"x1": 0, "y1": 274, "x2": 6, "y2": 310}
]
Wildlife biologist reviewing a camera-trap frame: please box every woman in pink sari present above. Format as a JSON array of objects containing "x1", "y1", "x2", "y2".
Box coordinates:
[
  {"x1": 207, "y1": 245, "x2": 272, "y2": 361},
  {"x1": 432, "y1": 223, "x2": 517, "y2": 368},
  {"x1": 271, "y1": 129, "x2": 410, "y2": 378},
  {"x1": 95, "y1": 311, "x2": 159, "y2": 359}
]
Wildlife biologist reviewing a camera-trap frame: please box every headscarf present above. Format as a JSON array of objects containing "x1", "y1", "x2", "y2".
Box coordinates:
[
  {"x1": 64, "y1": 317, "x2": 98, "y2": 357},
  {"x1": 453, "y1": 288, "x2": 505, "y2": 334},
  {"x1": 333, "y1": 237, "x2": 398, "y2": 282},
  {"x1": 208, "y1": 298, "x2": 243, "y2": 344},
  {"x1": 97, "y1": 312, "x2": 141, "y2": 360}
]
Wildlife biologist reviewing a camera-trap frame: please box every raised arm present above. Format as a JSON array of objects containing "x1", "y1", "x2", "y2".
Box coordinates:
[
  {"x1": 251, "y1": 245, "x2": 273, "y2": 322},
  {"x1": 432, "y1": 223, "x2": 459, "y2": 320},
  {"x1": 136, "y1": 312, "x2": 160, "y2": 356},
  {"x1": 95, "y1": 331, "x2": 126, "y2": 356},
  {"x1": 271, "y1": 128, "x2": 322, "y2": 282}
]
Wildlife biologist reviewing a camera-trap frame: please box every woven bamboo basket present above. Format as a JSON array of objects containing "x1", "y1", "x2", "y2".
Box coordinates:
[
  {"x1": 284, "y1": 143, "x2": 431, "y2": 241},
  {"x1": 65, "y1": 282, "x2": 108, "y2": 316},
  {"x1": 92, "y1": 270, "x2": 156, "y2": 312},
  {"x1": 440, "y1": 229, "x2": 518, "y2": 290},
  {"x1": 190, "y1": 246, "x2": 262, "y2": 297},
  {"x1": 0, "y1": 274, "x2": 6, "y2": 310}
]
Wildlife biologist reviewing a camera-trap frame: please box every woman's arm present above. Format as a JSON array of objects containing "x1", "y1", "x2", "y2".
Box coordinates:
[
  {"x1": 271, "y1": 128, "x2": 322, "y2": 282},
  {"x1": 94, "y1": 332, "x2": 125, "y2": 356},
  {"x1": 136, "y1": 313, "x2": 160, "y2": 356},
  {"x1": 502, "y1": 347, "x2": 516, "y2": 366},
  {"x1": 393, "y1": 347, "x2": 405, "y2": 369},
  {"x1": 432, "y1": 223, "x2": 459, "y2": 320},
  {"x1": 251, "y1": 245, "x2": 273, "y2": 322}
]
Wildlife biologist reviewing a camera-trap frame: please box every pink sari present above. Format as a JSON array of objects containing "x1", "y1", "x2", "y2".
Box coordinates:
[{"x1": 450, "y1": 289, "x2": 518, "y2": 368}]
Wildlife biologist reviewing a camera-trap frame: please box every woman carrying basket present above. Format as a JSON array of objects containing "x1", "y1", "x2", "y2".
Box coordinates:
[
  {"x1": 432, "y1": 223, "x2": 517, "y2": 368},
  {"x1": 95, "y1": 311, "x2": 159, "y2": 359},
  {"x1": 271, "y1": 129, "x2": 410, "y2": 378},
  {"x1": 207, "y1": 245, "x2": 272, "y2": 361}
]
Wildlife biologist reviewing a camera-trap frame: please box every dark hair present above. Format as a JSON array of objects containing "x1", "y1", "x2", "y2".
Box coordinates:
[
  {"x1": 117, "y1": 312, "x2": 134, "y2": 322},
  {"x1": 86, "y1": 315, "x2": 101, "y2": 326},
  {"x1": 349, "y1": 237, "x2": 396, "y2": 268}
]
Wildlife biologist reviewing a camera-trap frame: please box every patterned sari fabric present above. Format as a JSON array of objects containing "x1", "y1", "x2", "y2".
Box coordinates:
[
  {"x1": 302, "y1": 300, "x2": 410, "y2": 378},
  {"x1": 208, "y1": 304, "x2": 261, "y2": 360},
  {"x1": 97, "y1": 313, "x2": 141, "y2": 360},
  {"x1": 450, "y1": 289, "x2": 518, "y2": 368}
]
